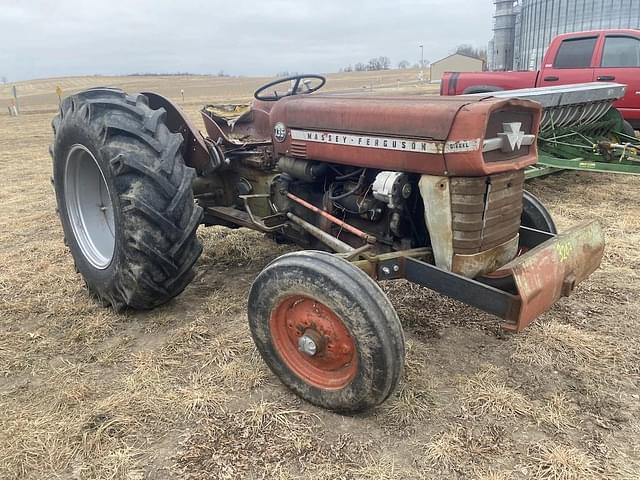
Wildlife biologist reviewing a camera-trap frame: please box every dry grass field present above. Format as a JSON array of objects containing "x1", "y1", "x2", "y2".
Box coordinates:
[
  {"x1": 0, "y1": 74, "x2": 639, "y2": 479},
  {"x1": 0, "y1": 69, "x2": 437, "y2": 114}
]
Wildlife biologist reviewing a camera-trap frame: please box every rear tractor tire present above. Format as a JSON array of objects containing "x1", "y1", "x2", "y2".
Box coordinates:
[
  {"x1": 248, "y1": 251, "x2": 405, "y2": 412},
  {"x1": 51, "y1": 88, "x2": 203, "y2": 310}
]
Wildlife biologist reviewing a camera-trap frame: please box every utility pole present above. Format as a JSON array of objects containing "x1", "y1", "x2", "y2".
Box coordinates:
[
  {"x1": 419, "y1": 44, "x2": 425, "y2": 82},
  {"x1": 12, "y1": 85, "x2": 19, "y2": 115}
]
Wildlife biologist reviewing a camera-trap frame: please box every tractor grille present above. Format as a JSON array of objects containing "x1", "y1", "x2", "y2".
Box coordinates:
[
  {"x1": 290, "y1": 140, "x2": 307, "y2": 159},
  {"x1": 483, "y1": 109, "x2": 534, "y2": 163},
  {"x1": 450, "y1": 170, "x2": 524, "y2": 254}
]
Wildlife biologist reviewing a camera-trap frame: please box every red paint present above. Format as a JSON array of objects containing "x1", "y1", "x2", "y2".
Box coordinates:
[
  {"x1": 270, "y1": 295, "x2": 358, "y2": 389},
  {"x1": 502, "y1": 221, "x2": 604, "y2": 332},
  {"x1": 441, "y1": 29, "x2": 640, "y2": 128},
  {"x1": 270, "y1": 96, "x2": 541, "y2": 176}
]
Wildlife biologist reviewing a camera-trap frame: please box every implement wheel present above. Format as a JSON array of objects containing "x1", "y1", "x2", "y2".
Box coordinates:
[
  {"x1": 622, "y1": 120, "x2": 637, "y2": 138},
  {"x1": 51, "y1": 88, "x2": 203, "y2": 310},
  {"x1": 248, "y1": 251, "x2": 404, "y2": 412}
]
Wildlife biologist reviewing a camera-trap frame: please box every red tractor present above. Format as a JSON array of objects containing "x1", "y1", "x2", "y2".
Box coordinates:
[{"x1": 50, "y1": 75, "x2": 604, "y2": 411}]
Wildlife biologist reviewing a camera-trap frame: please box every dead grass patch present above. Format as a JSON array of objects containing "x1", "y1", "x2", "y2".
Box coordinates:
[
  {"x1": 512, "y1": 321, "x2": 638, "y2": 379},
  {"x1": 471, "y1": 469, "x2": 514, "y2": 480},
  {"x1": 421, "y1": 424, "x2": 513, "y2": 475},
  {"x1": 350, "y1": 454, "x2": 407, "y2": 479},
  {"x1": 422, "y1": 428, "x2": 466, "y2": 471},
  {"x1": 533, "y1": 393, "x2": 579, "y2": 431},
  {"x1": 526, "y1": 443, "x2": 608, "y2": 480},
  {"x1": 378, "y1": 383, "x2": 434, "y2": 428},
  {"x1": 198, "y1": 226, "x2": 291, "y2": 266},
  {"x1": 173, "y1": 400, "x2": 319, "y2": 479},
  {"x1": 377, "y1": 339, "x2": 436, "y2": 428},
  {"x1": 459, "y1": 366, "x2": 533, "y2": 418}
]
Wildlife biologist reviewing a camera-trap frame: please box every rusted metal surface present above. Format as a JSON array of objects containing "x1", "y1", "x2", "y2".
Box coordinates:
[
  {"x1": 286, "y1": 212, "x2": 354, "y2": 253},
  {"x1": 451, "y1": 235, "x2": 519, "y2": 278},
  {"x1": 418, "y1": 175, "x2": 454, "y2": 270},
  {"x1": 269, "y1": 295, "x2": 358, "y2": 389},
  {"x1": 350, "y1": 248, "x2": 432, "y2": 280},
  {"x1": 272, "y1": 95, "x2": 472, "y2": 140},
  {"x1": 451, "y1": 170, "x2": 524, "y2": 253},
  {"x1": 142, "y1": 92, "x2": 213, "y2": 173},
  {"x1": 269, "y1": 96, "x2": 541, "y2": 176},
  {"x1": 419, "y1": 171, "x2": 523, "y2": 277},
  {"x1": 501, "y1": 221, "x2": 605, "y2": 331},
  {"x1": 201, "y1": 101, "x2": 273, "y2": 145},
  {"x1": 444, "y1": 99, "x2": 541, "y2": 176},
  {"x1": 286, "y1": 192, "x2": 377, "y2": 243},
  {"x1": 369, "y1": 221, "x2": 603, "y2": 332}
]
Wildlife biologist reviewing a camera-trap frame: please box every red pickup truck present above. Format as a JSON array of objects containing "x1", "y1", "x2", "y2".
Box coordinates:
[{"x1": 441, "y1": 29, "x2": 640, "y2": 129}]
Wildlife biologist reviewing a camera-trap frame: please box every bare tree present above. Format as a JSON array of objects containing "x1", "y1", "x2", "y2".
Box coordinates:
[
  {"x1": 455, "y1": 44, "x2": 487, "y2": 62},
  {"x1": 367, "y1": 56, "x2": 391, "y2": 71},
  {"x1": 354, "y1": 62, "x2": 367, "y2": 72},
  {"x1": 397, "y1": 60, "x2": 410, "y2": 69},
  {"x1": 1, "y1": 76, "x2": 6, "y2": 84}
]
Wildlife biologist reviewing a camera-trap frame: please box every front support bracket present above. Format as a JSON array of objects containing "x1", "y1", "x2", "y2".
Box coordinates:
[{"x1": 347, "y1": 223, "x2": 603, "y2": 332}]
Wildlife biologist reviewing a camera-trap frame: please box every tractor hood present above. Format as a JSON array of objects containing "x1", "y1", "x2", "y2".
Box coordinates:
[{"x1": 268, "y1": 94, "x2": 542, "y2": 176}]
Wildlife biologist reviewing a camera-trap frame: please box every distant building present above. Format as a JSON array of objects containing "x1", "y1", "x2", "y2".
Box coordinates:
[
  {"x1": 429, "y1": 54, "x2": 485, "y2": 83},
  {"x1": 489, "y1": 0, "x2": 640, "y2": 71}
]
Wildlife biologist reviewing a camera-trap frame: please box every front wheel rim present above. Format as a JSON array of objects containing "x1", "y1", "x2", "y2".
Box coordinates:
[
  {"x1": 63, "y1": 144, "x2": 116, "y2": 269},
  {"x1": 270, "y1": 295, "x2": 358, "y2": 390}
]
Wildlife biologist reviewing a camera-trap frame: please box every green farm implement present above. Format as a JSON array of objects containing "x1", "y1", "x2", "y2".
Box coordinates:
[{"x1": 474, "y1": 83, "x2": 640, "y2": 179}]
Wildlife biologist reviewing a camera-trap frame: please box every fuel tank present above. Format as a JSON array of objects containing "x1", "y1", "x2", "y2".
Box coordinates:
[{"x1": 269, "y1": 95, "x2": 542, "y2": 176}]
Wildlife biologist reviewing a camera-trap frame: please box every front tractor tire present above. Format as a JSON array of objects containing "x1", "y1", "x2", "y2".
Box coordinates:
[
  {"x1": 51, "y1": 88, "x2": 203, "y2": 310},
  {"x1": 248, "y1": 251, "x2": 405, "y2": 412}
]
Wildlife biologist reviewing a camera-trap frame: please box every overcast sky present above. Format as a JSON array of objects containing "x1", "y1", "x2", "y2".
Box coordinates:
[{"x1": 1, "y1": 0, "x2": 493, "y2": 81}]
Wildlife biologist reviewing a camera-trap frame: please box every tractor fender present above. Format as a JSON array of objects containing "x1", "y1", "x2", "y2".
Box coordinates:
[{"x1": 143, "y1": 91, "x2": 219, "y2": 174}]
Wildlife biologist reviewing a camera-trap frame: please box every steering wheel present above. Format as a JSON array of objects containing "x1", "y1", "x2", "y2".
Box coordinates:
[{"x1": 254, "y1": 74, "x2": 326, "y2": 101}]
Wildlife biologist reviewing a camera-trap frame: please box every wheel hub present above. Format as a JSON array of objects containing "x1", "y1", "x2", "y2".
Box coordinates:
[
  {"x1": 63, "y1": 144, "x2": 115, "y2": 270},
  {"x1": 270, "y1": 295, "x2": 358, "y2": 389},
  {"x1": 298, "y1": 328, "x2": 324, "y2": 356}
]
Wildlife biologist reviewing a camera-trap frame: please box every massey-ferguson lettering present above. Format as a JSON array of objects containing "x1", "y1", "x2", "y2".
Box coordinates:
[{"x1": 50, "y1": 74, "x2": 604, "y2": 412}]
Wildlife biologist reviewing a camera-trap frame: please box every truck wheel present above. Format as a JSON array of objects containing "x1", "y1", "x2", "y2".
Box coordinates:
[
  {"x1": 248, "y1": 251, "x2": 405, "y2": 412},
  {"x1": 462, "y1": 85, "x2": 504, "y2": 95},
  {"x1": 51, "y1": 88, "x2": 203, "y2": 310}
]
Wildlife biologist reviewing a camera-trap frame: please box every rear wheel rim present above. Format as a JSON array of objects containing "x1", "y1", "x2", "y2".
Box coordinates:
[
  {"x1": 270, "y1": 295, "x2": 357, "y2": 390},
  {"x1": 63, "y1": 144, "x2": 115, "y2": 269}
]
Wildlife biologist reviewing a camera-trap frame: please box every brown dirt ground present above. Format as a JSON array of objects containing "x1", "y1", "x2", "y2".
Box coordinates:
[{"x1": 0, "y1": 76, "x2": 639, "y2": 480}]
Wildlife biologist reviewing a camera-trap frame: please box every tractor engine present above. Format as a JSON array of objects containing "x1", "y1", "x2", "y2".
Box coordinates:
[
  {"x1": 263, "y1": 94, "x2": 541, "y2": 277},
  {"x1": 271, "y1": 161, "x2": 418, "y2": 251}
]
